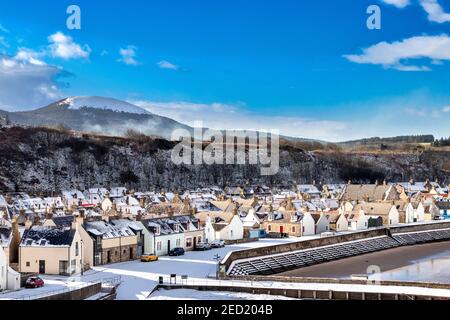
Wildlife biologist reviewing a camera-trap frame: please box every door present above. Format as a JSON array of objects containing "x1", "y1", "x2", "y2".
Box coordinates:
[
  {"x1": 168, "y1": 240, "x2": 171, "y2": 252},
  {"x1": 107, "y1": 251, "x2": 111, "y2": 263},
  {"x1": 39, "y1": 260, "x2": 46, "y2": 274},
  {"x1": 129, "y1": 248, "x2": 134, "y2": 260},
  {"x1": 280, "y1": 226, "x2": 284, "y2": 234}
]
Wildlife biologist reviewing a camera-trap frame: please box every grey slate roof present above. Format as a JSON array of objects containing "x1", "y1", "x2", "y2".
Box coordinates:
[{"x1": 21, "y1": 226, "x2": 75, "y2": 247}]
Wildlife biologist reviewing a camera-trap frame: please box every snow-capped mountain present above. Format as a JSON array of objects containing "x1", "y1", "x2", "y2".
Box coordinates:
[
  {"x1": 0, "y1": 96, "x2": 193, "y2": 139},
  {"x1": 60, "y1": 96, "x2": 152, "y2": 115}
]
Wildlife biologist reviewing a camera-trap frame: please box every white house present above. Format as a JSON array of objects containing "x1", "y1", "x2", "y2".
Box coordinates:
[
  {"x1": 405, "y1": 202, "x2": 425, "y2": 224},
  {"x1": 138, "y1": 218, "x2": 185, "y2": 256},
  {"x1": 241, "y1": 209, "x2": 261, "y2": 229},
  {"x1": 205, "y1": 214, "x2": 244, "y2": 242},
  {"x1": 345, "y1": 210, "x2": 369, "y2": 231},
  {"x1": 299, "y1": 212, "x2": 316, "y2": 236},
  {"x1": 326, "y1": 213, "x2": 349, "y2": 233},
  {"x1": 115, "y1": 196, "x2": 142, "y2": 216},
  {"x1": 353, "y1": 203, "x2": 400, "y2": 226},
  {"x1": 311, "y1": 213, "x2": 330, "y2": 234}
]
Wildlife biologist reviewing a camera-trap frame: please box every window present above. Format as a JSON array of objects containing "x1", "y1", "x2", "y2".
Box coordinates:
[
  {"x1": 197, "y1": 236, "x2": 202, "y2": 243},
  {"x1": 157, "y1": 241, "x2": 162, "y2": 251},
  {"x1": 176, "y1": 239, "x2": 181, "y2": 247},
  {"x1": 292, "y1": 226, "x2": 296, "y2": 233},
  {"x1": 186, "y1": 237, "x2": 193, "y2": 248},
  {"x1": 268, "y1": 225, "x2": 272, "y2": 232},
  {"x1": 75, "y1": 242, "x2": 79, "y2": 256},
  {"x1": 26, "y1": 262, "x2": 30, "y2": 267}
]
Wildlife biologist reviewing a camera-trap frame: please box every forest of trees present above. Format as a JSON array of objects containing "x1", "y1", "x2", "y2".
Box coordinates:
[
  {"x1": 341, "y1": 135, "x2": 436, "y2": 146},
  {"x1": 433, "y1": 137, "x2": 450, "y2": 147}
]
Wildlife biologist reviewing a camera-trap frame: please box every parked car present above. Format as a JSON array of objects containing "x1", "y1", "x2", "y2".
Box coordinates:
[
  {"x1": 210, "y1": 240, "x2": 225, "y2": 248},
  {"x1": 169, "y1": 247, "x2": 185, "y2": 256},
  {"x1": 25, "y1": 276, "x2": 45, "y2": 289},
  {"x1": 140, "y1": 254, "x2": 159, "y2": 262},
  {"x1": 195, "y1": 242, "x2": 211, "y2": 251}
]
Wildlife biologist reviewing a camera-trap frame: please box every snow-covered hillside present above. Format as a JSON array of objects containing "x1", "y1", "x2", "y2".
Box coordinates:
[{"x1": 60, "y1": 96, "x2": 151, "y2": 115}]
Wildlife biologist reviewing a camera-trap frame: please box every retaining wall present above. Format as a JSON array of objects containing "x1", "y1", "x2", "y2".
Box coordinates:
[
  {"x1": 36, "y1": 283, "x2": 102, "y2": 301},
  {"x1": 221, "y1": 222, "x2": 450, "y2": 269}
]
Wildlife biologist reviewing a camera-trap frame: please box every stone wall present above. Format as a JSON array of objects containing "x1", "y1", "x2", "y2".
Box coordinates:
[
  {"x1": 101, "y1": 244, "x2": 137, "y2": 265},
  {"x1": 37, "y1": 282, "x2": 101, "y2": 300}
]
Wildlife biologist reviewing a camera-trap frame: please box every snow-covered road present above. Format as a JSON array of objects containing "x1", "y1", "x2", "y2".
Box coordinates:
[{"x1": 0, "y1": 238, "x2": 302, "y2": 300}]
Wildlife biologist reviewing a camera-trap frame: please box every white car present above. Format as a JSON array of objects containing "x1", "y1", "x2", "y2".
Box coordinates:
[{"x1": 210, "y1": 240, "x2": 225, "y2": 248}]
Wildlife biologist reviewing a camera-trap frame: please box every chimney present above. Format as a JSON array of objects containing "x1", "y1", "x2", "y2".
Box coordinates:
[
  {"x1": 139, "y1": 198, "x2": 146, "y2": 208},
  {"x1": 24, "y1": 218, "x2": 32, "y2": 230},
  {"x1": 72, "y1": 218, "x2": 78, "y2": 230},
  {"x1": 76, "y1": 214, "x2": 84, "y2": 226}
]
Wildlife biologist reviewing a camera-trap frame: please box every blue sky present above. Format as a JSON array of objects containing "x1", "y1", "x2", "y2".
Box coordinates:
[{"x1": 0, "y1": 0, "x2": 449, "y2": 141}]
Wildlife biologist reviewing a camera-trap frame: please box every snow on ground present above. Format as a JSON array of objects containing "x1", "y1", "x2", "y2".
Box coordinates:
[
  {"x1": 149, "y1": 288, "x2": 297, "y2": 300},
  {"x1": 0, "y1": 238, "x2": 301, "y2": 300},
  {"x1": 3, "y1": 232, "x2": 450, "y2": 300}
]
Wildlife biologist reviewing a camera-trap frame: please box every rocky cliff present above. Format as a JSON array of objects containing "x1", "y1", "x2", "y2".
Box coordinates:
[{"x1": 0, "y1": 126, "x2": 448, "y2": 193}]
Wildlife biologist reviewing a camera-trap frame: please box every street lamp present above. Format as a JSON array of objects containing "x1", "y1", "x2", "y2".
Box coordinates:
[{"x1": 213, "y1": 254, "x2": 221, "y2": 279}]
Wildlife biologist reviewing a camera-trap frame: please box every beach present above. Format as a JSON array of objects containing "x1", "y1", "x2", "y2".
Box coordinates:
[{"x1": 278, "y1": 241, "x2": 450, "y2": 283}]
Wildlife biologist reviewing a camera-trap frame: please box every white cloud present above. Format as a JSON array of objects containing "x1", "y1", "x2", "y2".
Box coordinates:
[
  {"x1": 0, "y1": 24, "x2": 8, "y2": 33},
  {"x1": 344, "y1": 34, "x2": 450, "y2": 71},
  {"x1": 157, "y1": 60, "x2": 180, "y2": 70},
  {"x1": 0, "y1": 54, "x2": 65, "y2": 111},
  {"x1": 130, "y1": 100, "x2": 349, "y2": 142},
  {"x1": 118, "y1": 46, "x2": 140, "y2": 66},
  {"x1": 443, "y1": 106, "x2": 450, "y2": 112},
  {"x1": 419, "y1": 0, "x2": 450, "y2": 23},
  {"x1": 381, "y1": 0, "x2": 410, "y2": 8},
  {"x1": 48, "y1": 32, "x2": 91, "y2": 60},
  {"x1": 14, "y1": 48, "x2": 46, "y2": 66},
  {"x1": 382, "y1": 0, "x2": 450, "y2": 23}
]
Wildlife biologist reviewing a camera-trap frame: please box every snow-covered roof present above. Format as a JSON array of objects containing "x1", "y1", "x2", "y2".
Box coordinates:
[
  {"x1": 297, "y1": 185, "x2": 321, "y2": 194},
  {"x1": 84, "y1": 220, "x2": 136, "y2": 239},
  {"x1": 141, "y1": 218, "x2": 183, "y2": 235},
  {"x1": 21, "y1": 226, "x2": 75, "y2": 247},
  {"x1": 62, "y1": 190, "x2": 85, "y2": 200}
]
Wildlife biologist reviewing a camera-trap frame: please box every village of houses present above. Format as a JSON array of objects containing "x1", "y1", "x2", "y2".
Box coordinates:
[{"x1": 0, "y1": 179, "x2": 449, "y2": 298}]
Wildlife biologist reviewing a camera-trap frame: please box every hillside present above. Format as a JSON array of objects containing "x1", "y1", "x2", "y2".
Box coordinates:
[
  {"x1": 0, "y1": 126, "x2": 448, "y2": 193},
  {"x1": 0, "y1": 97, "x2": 192, "y2": 140}
]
